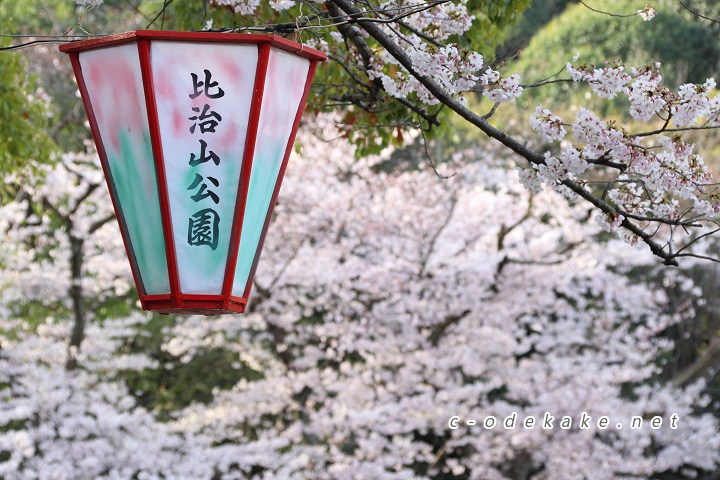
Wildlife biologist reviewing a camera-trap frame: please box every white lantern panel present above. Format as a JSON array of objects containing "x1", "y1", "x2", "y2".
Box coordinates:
[
  {"x1": 151, "y1": 41, "x2": 258, "y2": 294},
  {"x1": 79, "y1": 44, "x2": 171, "y2": 295},
  {"x1": 232, "y1": 48, "x2": 310, "y2": 297}
]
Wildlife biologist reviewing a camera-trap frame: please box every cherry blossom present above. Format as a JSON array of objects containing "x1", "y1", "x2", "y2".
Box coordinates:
[
  {"x1": 638, "y1": 4, "x2": 657, "y2": 21},
  {"x1": 627, "y1": 65, "x2": 667, "y2": 121},
  {"x1": 480, "y1": 68, "x2": 523, "y2": 103},
  {"x1": 529, "y1": 106, "x2": 567, "y2": 142},
  {"x1": 1, "y1": 123, "x2": 719, "y2": 478}
]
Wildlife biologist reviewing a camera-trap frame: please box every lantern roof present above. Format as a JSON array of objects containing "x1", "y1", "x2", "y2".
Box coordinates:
[{"x1": 59, "y1": 30, "x2": 327, "y2": 62}]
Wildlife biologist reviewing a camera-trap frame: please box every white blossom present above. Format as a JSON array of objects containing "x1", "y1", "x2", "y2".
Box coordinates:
[
  {"x1": 1, "y1": 124, "x2": 718, "y2": 478},
  {"x1": 638, "y1": 4, "x2": 657, "y2": 21}
]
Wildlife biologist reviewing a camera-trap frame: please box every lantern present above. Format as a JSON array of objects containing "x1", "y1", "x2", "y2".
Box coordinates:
[{"x1": 60, "y1": 31, "x2": 326, "y2": 314}]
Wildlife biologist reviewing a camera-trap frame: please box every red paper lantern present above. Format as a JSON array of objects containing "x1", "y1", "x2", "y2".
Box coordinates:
[{"x1": 60, "y1": 31, "x2": 326, "y2": 314}]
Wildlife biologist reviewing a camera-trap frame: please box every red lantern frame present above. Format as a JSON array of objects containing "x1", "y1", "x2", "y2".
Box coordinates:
[{"x1": 60, "y1": 31, "x2": 326, "y2": 314}]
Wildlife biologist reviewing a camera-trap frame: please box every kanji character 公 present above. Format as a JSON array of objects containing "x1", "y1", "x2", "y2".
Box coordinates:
[{"x1": 187, "y1": 173, "x2": 220, "y2": 204}]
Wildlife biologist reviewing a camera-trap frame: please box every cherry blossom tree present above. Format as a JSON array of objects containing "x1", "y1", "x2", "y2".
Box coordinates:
[
  {"x1": 1, "y1": 150, "x2": 129, "y2": 369},
  {"x1": 1, "y1": 123, "x2": 719, "y2": 478}
]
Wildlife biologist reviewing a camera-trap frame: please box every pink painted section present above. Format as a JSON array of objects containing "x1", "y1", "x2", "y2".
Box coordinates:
[
  {"x1": 82, "y1": 48, "x2": 146, "y2": 153},
  {"x1": 79, "y1": 44, "x2": 170, "y2": 294}
]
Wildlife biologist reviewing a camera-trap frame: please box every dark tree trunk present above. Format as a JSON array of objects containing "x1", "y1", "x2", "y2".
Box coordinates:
[{"x1": 65, "y1": 235, "x2": 86, "y2": 370}]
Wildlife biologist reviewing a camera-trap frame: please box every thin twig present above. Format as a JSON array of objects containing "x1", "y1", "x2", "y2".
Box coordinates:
[
  {"x1": 146, "y1": 0, "x2": 175, "y2": 29},
  {"x1": 677, "y1": 0, "x2": 720, "y2": 24},
  {"x1": 578, "y1": 0, "x2": 641, "y2": 18},
  {"x1": 420, "y1": 130, "x2": 455, "y2": 180},
  {"x1": 632, "y1": 124, "x2": 720, "y2": 137}
]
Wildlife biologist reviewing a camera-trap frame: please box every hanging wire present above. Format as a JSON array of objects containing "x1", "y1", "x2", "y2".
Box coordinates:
[
  {"x1": 0, "y1": 0, "x2": 451, "y2": 51},
  {"x1": 0, "y1": 34, "x2": 95, "y2": 37}
]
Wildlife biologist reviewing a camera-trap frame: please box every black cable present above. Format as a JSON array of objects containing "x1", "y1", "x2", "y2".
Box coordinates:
[
  {"x1": 0, "y1": 39, "x2": 82, "y2": 51},
  {"x1": 0, "y1": 34, "x2": 93, "y2": 38}
]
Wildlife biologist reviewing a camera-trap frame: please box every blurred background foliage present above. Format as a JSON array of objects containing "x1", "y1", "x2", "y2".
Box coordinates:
[{"x1": 0, "y1": 30, "x2": 54, "y2": 175}]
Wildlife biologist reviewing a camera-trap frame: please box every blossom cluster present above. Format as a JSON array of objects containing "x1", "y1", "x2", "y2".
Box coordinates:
[
  {"x1": 480, "y1": 68, "x2": 523, "y2": 103},
  {"x1": 367, "y1": 38, "x2": 487, "y2": 105},
  {"x1": 524, "y1": 59, "x2": 719, "y2": 239},
  {"x1": 365, "y1": 34, "x2": 524, "y2": 105},
  {"x1": 383, "y1": 0, "x2": 475, "y2": 41},
  {"x1": 638, "y1": 4, "x2": 657, "y2": 21},
  {"x1": 529, "y1": 106, "x2": 566, "y2": 141},
  {"x1": 565, "y1": 60, "x2": 720, "y2": 125}
]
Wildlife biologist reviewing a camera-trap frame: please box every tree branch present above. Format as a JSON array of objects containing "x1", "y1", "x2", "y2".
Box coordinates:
[
  {"x1": 88, "y1": 213, "x2": 116, "y2": 234},
  {"x1": 329, "y1": 0, "x2": 682, "y2": 265},
  {"x1": 677, "y1": 0, "x2": 720, "y2": 24},
  {"x1": 418, "y1": 194, "x2": 457, "y2": 277},
  {"x1": 427, "y1": 309, "x2": 471, "y2": 346},
  {"x1": 673, "y1": 338, "x2": 720, "y2": 387},
  {"x1": 578, "y1": 0, "x2": 639, "y2": 18}
]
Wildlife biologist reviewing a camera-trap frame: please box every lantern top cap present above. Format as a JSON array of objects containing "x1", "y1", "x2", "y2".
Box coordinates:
[{"x1": 58, "y1": 29, "x2": 327, "y2": 62}]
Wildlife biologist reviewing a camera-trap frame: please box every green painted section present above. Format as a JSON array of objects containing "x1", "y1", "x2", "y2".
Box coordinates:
[
  {"x1": 108, "y1": 130, "x2": 170, "y2": 294},
  {"x1": 232, "y1": 141, "x2": 284, "y2": 296}
]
